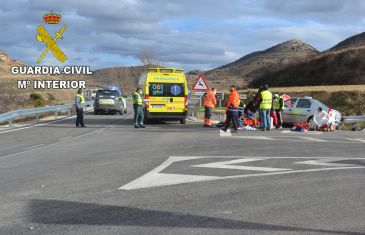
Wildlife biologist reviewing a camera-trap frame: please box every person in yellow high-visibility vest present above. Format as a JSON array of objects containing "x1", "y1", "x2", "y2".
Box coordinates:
[
  {"x1": 258, "y1": 84, "x2": 272, "y2": 131},
  {"x1": 132, "y1": 87, "x2": 145, "y2": 128},
  {"x1": 75, "y1": 88, "x2": 86, "y2": 128}
]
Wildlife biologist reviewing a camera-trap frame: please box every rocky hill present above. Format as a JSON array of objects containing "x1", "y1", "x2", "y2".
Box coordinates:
[
  {"x1": 329, "y1": 32, "x2": 365, "y2": 51},
  {"x1": 250, "y1": 32, "x2": 365, "y2": 87},
  {"x1": 250, "y1": 47, "x2": 365, "y2": 87},
  {"x1": 0, "y1": 50, "x2": 24, "y2": 76},
  {"x1": 196, "y1": 39, "x2": 319, "y2": 89}
]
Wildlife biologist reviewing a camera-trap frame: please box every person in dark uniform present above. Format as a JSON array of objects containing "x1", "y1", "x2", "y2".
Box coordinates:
[
  {"x1": 75, "y1": 88, "x2": 86, "y2": 128},
  {"x1": 132, "y1": 87, "x2": 145, "y2": 128}
]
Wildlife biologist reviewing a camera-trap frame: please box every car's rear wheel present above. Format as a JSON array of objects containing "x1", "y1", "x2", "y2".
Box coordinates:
[
  {"x1": 119, "y1": 110, "x2": 124, "y2": 115},
  {"x1": 94, "y1": 110, "x2": 99, "y2": 115},
  {"x1": 180, "y1": 118, "x2": 186, "y2": 124}
]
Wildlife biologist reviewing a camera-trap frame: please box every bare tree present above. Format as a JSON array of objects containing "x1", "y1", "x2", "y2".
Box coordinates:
[{"x1": 137, "y1": 49, "x2": 160, "y2": 66}]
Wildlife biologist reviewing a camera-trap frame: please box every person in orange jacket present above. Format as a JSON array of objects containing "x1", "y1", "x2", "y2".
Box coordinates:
[
  {"x1": 203, "y1": 88, "x2": 217, "y2": 127},
  {"x1": 221, "y1": 85, "x2": 240, "y2": 133}
]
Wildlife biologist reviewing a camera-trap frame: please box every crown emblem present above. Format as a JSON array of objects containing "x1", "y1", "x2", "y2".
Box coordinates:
[{"x1": 43, "y1": 11, "x2": 61, "y2": 24}]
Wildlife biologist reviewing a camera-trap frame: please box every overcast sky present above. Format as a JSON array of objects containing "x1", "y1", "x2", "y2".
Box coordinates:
[{"x1": 1, "y1": 0, "x2": 365, "y2": 71}]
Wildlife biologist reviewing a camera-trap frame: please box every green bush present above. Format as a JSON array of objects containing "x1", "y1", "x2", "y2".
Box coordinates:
[
  {"x1": 30, "y1": 93, "x2": 42, "y2": 101},
  {"x1": 29, "y1": 93, "x2": 45, "y2": 107}
]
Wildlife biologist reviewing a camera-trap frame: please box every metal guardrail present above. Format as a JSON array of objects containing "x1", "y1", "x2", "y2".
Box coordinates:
[
  {"x1": 1, "y1": 98, "x2": 364, "y2": 127},
  {"x1": 0, "y1": 100, "x2": 93, "y2": 127},
  {"x1": 342, "y1": 116, "x2": 365, "y2": 123},
  {"x1": 188, "y1": 107, "x2": 227, "y2": 122},
  {"x1": 189, "y1": 97, "x2": 225, "y2": 108},
  {"x1": 189, "y1": 107, "x2": 365, "y2": 124}
]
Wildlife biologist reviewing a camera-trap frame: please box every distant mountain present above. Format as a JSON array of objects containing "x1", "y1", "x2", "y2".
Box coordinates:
[
  {"x1": 250, "y1": 46, "x2": 365, "y2": 87},
  {"x1": 250, "y1": 32, "x2": 365, "y2": 87},
  {"x1": 197, "y1": 39, "x2": 319, "y2": 88},
  {"x1": 0, "y1": 50, "x2": 24, "y2": 76},
  {"x1": 329, "y1": 32, "x2": 365, "y2": 51}
]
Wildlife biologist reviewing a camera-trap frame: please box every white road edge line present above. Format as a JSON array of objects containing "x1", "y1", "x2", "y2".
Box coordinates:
[
  {"x1": 298, "y1": 137, "x2": 328, "y2": 142},
  {"x1": 346, "y1": 138, "x2": 365, "y2": 143},
  {"x1": 281, "y1": 130, "x2": 323, "y2": 135},
  {"x1": 0, "y1": 114, "x2": 76, "y2": 134},
  {"x1": 25, "y1": 144, "x2": 45, "y2": 150},
  {"x1": 233, "y1": 136, "x2": 274, "y2": 140},
  {"x1": 0, "y1": 110, "x2": 96, "y2": 134},
  {"x1": 0, "y1": 119, "x2": 123, "y2": 160}
]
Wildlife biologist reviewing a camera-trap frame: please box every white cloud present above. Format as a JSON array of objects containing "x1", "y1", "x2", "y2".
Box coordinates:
[{"x1": 0, "y1": 0, "x2": 364, "y2": 71}]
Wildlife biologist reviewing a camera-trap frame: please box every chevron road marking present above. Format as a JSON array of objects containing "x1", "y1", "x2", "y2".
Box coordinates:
[
  {"x1": 119, "y1": 156, "x2": 365, "y2": 190},
  {"x1": 295, "y1": 158, "x2": 359, "y2": 167},
  {"x1": 192, "y1": 158, "x2": 290, "y2": 172}
]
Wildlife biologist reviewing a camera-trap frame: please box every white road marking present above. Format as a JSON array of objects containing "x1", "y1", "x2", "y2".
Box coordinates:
[
  {"x1": 281, "y1": 130, "x2": 291, "y2": 134},
  {"x1": 58, "y1": 136, "x2": 73, "y2": 141},
  {"x1": 119, "y1": 156, "x2": 365, "y2": 190},
  {"x1": 25, "y1": 144, "x2": 45, "y2": 150},
  {"x1": 193, "y1": 158, "x2": 291, "y2": 172},
  {"x1": 0, "y1": 119, "x2": 123, "y2": 160},
  {"x1": 0, "y1": 109, "x2": 101, "y2": 134},
  {"x1": 295, "y1": 158, "x2": 359, "y2": 167},
  {"x1": 233, "y1": 136, "x2": 274, "y2": 140},
  {"x1": 346, "y1": 138, "x2": 365, "y2": 143},
  {"x1": 0, "y1": 112, "x2": 135, "y2": 160},
  {"x1": 298, "y1": 137, "x2": 328, "y2": 142},
  {"x1": 119, "y1": 156, "x2": 217, "y2": 190},
  {"x1": 220, "y1": 134, "x2": 363, "y2": 144},
  {"x1": 281, "y1": 130, "x2": 322, "y2": 135},
  {"x1": 0, "y1": 114, "x2": 77, "y2": 134},
  {"x1": 219, "y1": 129, "x2": 232, "y2": 137}
]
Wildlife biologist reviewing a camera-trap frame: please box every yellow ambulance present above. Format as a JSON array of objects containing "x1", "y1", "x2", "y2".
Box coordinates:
[{"x1": 138, "y1": 68, "x2": 189, "y2": 124}]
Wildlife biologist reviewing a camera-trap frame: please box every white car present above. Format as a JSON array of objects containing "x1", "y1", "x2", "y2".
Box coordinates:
[{"x1": 283, "y1": 97, "x2": 342, "y2": 127}]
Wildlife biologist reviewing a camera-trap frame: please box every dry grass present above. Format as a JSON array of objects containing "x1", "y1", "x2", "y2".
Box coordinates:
[{"x1": 0, "y1": 77, "x2": 77, "y2": 113}]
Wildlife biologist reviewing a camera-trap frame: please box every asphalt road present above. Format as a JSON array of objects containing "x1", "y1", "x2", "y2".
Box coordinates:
[{"x1": 0, "y1": 113, "x2": 364, "y2": 235}]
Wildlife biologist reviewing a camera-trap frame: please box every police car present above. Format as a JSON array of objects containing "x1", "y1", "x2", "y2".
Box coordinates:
[{"x1": 94, "y1": 85, "x2": 128, "y2": 115}]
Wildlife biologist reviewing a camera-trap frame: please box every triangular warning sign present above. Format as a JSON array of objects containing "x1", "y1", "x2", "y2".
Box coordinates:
[{"x1": 192, "y1": 75, "x2": 209, "y2": 91}]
